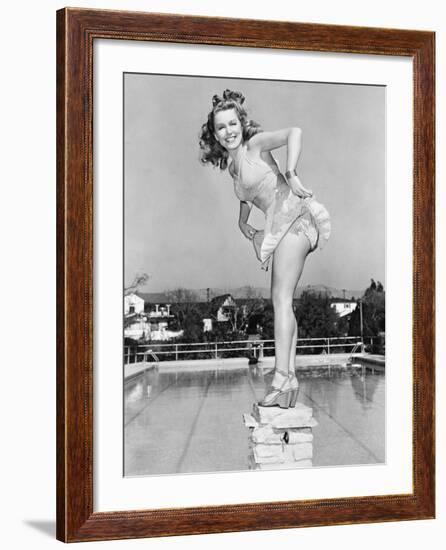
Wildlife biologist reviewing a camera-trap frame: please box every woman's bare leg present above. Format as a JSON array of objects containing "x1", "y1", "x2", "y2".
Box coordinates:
[
  {"x1": 270, "y1": 232, "x2": 309, "y2": 388},
  {"x1": 289, "y1": 316, "x2": 298, "y2": 380}
]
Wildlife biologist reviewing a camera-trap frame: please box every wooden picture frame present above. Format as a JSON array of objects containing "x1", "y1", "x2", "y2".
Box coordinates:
[{"x1": 56, "y1": 7, "x2": 435, "y2": 542}]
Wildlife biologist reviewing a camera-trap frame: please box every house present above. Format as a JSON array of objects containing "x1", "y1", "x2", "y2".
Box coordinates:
[
  {"x1": 147, "y1": 303, "x2": 172, "y2": 319},
  {"x1": 210, "y1": 294, "x2": 237, "y2": 322},
  {"x1": 202, "y1": 318, "x2": 213, "y2": 332},
  {"x1": 124, "y1": 292, "x2": 147, "y2": 340},
  {"x1": 202, "y1": 294, "x2": 265, "y2": 334},
  {"x1": 330, "y1": 298, "x2": 357, "y2": 318},
  {"x1": 124, "y1": 293, "x2": 183, "y2": 341},
  {"x1": 145, "y1": 303, "x2": 183, "y2": 341},
  {"x1": 124, "y1": 313, "x2": 150, "y2": 341},
  {"x1": 124, "y1": 292, "x2": 145, "y2": 315}
]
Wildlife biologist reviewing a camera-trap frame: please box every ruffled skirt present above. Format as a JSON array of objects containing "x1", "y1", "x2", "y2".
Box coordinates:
[{"x1": 252, "y1": 195, "x2": 331, "y2": 271}]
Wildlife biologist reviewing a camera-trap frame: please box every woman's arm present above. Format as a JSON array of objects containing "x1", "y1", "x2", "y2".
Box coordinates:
[
  {"x1": 248, "y1": 127, "x2": 302, "y2": 172},
  {"x1": 249, "y1": 128, "x2": 312, "y2": 199},
  {"x1": 238, "y1": 201, "x2": 256, "y2": 240}
]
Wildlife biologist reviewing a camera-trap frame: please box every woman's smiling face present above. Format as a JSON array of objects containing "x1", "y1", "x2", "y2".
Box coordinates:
[{"x1": 213, "y1": 108, "x2": 243, "y2": 151}]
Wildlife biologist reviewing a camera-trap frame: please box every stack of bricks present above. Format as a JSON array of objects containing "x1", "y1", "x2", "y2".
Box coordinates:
[{"x1": 244, "y1": 402, "x2": 317, "y2": 470}]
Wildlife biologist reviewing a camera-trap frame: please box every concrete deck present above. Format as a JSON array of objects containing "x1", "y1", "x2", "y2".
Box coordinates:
[
  {"x1": 354, "y1": 354, "x2": 386, "y2": 366},
  {"x1": 124, "y1": 352, "x2": 384, "y2": 381}
]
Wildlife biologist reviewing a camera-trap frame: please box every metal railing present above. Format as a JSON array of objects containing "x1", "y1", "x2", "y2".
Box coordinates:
[
  {"x1": 124, "y1": 336, "x2": 367, "y2": 364},
  {"x1": 346, "y1": 341, "x2": 364, "y2": 364}
]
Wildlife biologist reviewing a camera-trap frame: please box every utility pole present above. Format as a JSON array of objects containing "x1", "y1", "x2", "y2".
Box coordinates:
[{"x1": 359, "y1": 299, "x2": 364, "y2": 351}]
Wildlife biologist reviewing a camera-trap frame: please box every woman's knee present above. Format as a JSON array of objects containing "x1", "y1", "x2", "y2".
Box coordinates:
[{"x1": 272, "y1": 290, "x2": 293, "y2": 312}]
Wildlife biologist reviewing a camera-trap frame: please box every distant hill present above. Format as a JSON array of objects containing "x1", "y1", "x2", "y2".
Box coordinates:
[{"x1": 138, "y1": 285, "x2": 363, "y2": 303}]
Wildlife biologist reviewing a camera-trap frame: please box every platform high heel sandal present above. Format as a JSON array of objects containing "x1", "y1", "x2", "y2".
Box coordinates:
[
  {"x1": 259, "y1": 370, "x2": 294, "y2": 408},
  {"x1": 288, "y1": 373, "x2": 299, "y2": 408}
]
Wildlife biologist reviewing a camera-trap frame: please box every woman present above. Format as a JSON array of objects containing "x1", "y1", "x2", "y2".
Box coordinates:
[{"x1": 199, "y1": 89, "x2": 330, "y2": 408}]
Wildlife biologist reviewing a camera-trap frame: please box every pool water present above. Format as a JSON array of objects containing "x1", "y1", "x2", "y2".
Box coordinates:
[{"x1": 124, "y1": 364, "x2": 385, "y2": 477}]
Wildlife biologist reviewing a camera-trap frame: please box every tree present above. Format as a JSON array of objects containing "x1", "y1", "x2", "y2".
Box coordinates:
[
  {"x1": 349, "y1": 279, "x2": 385, "y2": 338},
  {"x1": 180, "y1": 308, "x2": 205, "y2": 342},
  {"x1": 125, "y1": 272, "x2": 150, "y2": 295},
  {"x1": 207, "y1": 295, "x2": 242, "y2": 335},
  {"x1": 260, "y1": 302, "x2": 275, "y2": 340},
  {"x1": 166, "y1": 288, "x2": 204, "y2": 342},
  {"x1": 240, "y1": 286, "x2": 266, "y2": 334},
  {"x1": 166, "y1": 288, "x2": 199, "y2": 304},
  {"x1": 294, "y1": 291, "x2": 341, "y2": 339},
  {"x1": 209, "y1": 318, "x2": 240, "y2": 340}
]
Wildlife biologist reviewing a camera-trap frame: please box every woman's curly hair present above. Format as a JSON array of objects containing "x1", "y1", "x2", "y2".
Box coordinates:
[{"x1": 199, "y1": 89, "x2": 262, "y2": 171}]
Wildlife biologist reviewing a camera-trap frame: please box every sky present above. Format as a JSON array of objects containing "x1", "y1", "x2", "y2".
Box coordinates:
[{"x1": 124, "y1": 73, "x2": 385, "y2": 294}]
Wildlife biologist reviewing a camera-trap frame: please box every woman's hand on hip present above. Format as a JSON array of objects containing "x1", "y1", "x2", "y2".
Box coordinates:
[
  {"x1": 287, "y1": 175, "x2": 313, "y2": 199},
  {"x1": 239, "y1": 222, "x2": 257, "y2": 240}
]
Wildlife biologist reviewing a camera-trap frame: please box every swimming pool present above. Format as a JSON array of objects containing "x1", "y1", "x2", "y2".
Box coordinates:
[{"x1": 124, "y1": 362, "x2": 385, "y2": 476}]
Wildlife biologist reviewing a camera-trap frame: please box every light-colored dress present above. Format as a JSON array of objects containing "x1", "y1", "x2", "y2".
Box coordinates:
[{"x1": 231, "y1": 145, "x2": 331, "y2": 271}]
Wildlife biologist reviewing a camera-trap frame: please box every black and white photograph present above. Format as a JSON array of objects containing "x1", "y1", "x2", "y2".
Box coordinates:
[
  {"x1": 2, "y1": 0, "x2": 441, "y2": 547},
  {"x1": 123, "y1": 73, "x2": 385, "y2": 477}
]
